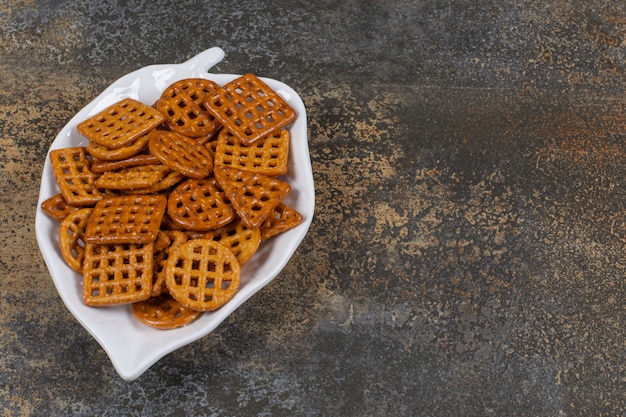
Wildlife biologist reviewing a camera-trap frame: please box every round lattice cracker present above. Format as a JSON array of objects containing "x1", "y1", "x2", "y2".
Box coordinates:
[
  {"x1": 59, "y1": 208, "x2": 92, "y2": 273},
  {"x1": 167, "y1": 177, "x2": 235, "y2": 231},
  {"x1": 156, "y1": 78, "x2": 221, "y2": 138},
  {"x1": 132, "y1": 294, "x2": 201, "y2": 329},
  {"x1": 165, "y1": 239, "x2": 241, "y2": 311}
]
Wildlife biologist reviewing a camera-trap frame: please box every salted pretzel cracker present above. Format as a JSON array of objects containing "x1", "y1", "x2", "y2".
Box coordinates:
[
  {"x1": 214, "y1": 166, "x2": 291, "y2": 229},
  {"x1": 124, "y1": 170, "x2": 186, "y2": 195},
  {"x1": 148, "y1": 130, "x2": 213, "y2": 179},
  {"x1": 59, "y1": 208, "x2": 92, "y2": 273},
  {"x1": 90, "y1": 154, "x2": 161, "y2": 174},
  {"x1": 132, "y1": 294, "x2": 201, "y2": 329},
  {"x1": 49, "y1": 147, "x2": 105, "y2": 206},
  {"x1": 155, "y1": 78, "x2": 222, "y2": 138},
  {"x1": 41, "y1": 193, "x2": 81, "y2": 222},
  {"x1": 260, "y1": 202, "x2": 303, "y2": 240},
  {"x1": 77, "y1": 98, "x2": 165, "y2": 149},
  {"x1": 214, "y1": 128, "x2": 289, "y2": 176},
  {"x1": 82, "y1": 242, "x2": 154, "y2": 306},
  {"x1": 210, "y1": 218, "x2": 261, "y2": 265},
  {"x1": 182, "y1": 230, "x2": 215, "y2": 240},
  {"x1": 152, "y1": 230, "x2": 188, "y2": 297},
  {"x1": 165, "y1": 239, "x2": 241, "y2": 312},
  {"x1": 95, "y1": 164, "x2": 170, "y2": 190},
  {"x1": 85, "y1": 195, "x2": 167, "y2": 244},
  {"x1": 195, "y1": 131, "x2": 222, "y2": 146},
  {"x1": 205, "y1": 73, "x2": 296, "y2": 146},
  {"x1": 205, "y1": 137, "x2": 218, "y2": 155},
  {"x1": 167, "y1": 177, "x2": 235, "y2": 231},
  {"x1": 87, "y1": 131, "x2": 151, "y2": 161}
]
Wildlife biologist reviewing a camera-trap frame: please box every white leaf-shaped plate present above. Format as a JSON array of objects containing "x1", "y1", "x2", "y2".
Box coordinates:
[{"x1": 34, "y1": 47, "x2": 315, "y2": 381}]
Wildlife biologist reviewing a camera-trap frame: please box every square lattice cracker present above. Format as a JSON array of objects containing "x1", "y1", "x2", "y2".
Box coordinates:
[
  {"x1": 214, "y1": 128, "x2": 289, "y2": 176},
  {"x1": 49, "y1": 147, "x2": 105, "y2": 206},
  {"x1": 82, "y1": 242, "x2": 154, "y2": 306},
  {"x1": 85, "y1": 195, "x2": 167, "y2": 244},
  {"x1": 77, "y1": 98, "x2": 165, "y2": 149},
  {"x1": 205, "y1": 73, "x2": 296, "y2": 146}
]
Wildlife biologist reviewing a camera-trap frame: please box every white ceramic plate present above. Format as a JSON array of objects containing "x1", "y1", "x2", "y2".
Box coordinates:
[{"x1": 34, "y1": 47, "x2": 315, "y2": 381}]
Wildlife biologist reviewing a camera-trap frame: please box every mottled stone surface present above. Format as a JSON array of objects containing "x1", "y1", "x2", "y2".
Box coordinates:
[{"x1": 2, "y1": 0, "x2": 626, "y2": 415}]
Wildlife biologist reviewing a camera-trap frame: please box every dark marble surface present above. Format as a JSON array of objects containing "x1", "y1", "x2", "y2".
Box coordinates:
[{"x1": 2, "y1": 0, "x2": 626, "y2": 415}]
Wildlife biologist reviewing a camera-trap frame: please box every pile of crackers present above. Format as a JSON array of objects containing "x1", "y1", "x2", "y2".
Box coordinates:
[{"x1": 41, "y1": 74, "x2": 303, "y2": 329}]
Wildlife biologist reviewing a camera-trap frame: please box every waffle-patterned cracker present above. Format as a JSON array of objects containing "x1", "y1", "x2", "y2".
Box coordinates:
[
  {"x1": 205, "y1": 73, "x2": 296, "y2": 146},
  {"x1": 85, "y1": 195, "x2": 166, "y2": 244},
  {"x1": 90, "y1": 154, "x2": 161, "y2": 174},
  {"x1": 211, "y1": 218, "x2": 261, "y2": 265},
  {"x1": 94, "y1": 164, "x2": 170, "y2": 190},
  {"x1": 132, "y1": 294, "x2": 201, "y2": 329},
  {"x1": 152, "y1": 230, "x2": 188, "y2": 297},
  {"x1": 86, "y1": 130, "x2": 151, "y2": 161},
  {"x1": 77, "y1": 98, "x2": 165, "y2": 149},
  {"x1": 125, "y1": 170, "x2": 186, "y2": 195},
  {"x1": 59, "y1": 208, "x2": 92, "y2": 273},
  {"x1": 156, "y1": 78, "x2": 221, "y2": 138},
  {"x1": 82, "y1": 242, "x2": 154, "y2": 306},
  {"x1": 49, "y1": 147, "x2": 105, "y2": 206},
  {"x1": 165, "y1": 239, "x2": 241, "y2": 312},
  {"x1": 167, "y1": 177, "x2": 235, "y2": 231},
  {"x1": 148, "y1": 130, "x2": 213, "y2": 179},
  {"x1": 214, "y1": 128, "x2": 289, "y2": 176},
  {"x1": 214, "y1": 166, "x2": 291, "y2": 229},
  {"x1": 260, "y1": 202, "x2": 303, "y2": 240},
  {"x1": 41, "y1": 193, "x2": 81, "y2": 222}
]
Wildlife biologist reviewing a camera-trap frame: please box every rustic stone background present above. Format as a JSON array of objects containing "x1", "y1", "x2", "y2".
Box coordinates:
[{"x1": 2, "y1": 0, "x2": 626, "y2": 415}]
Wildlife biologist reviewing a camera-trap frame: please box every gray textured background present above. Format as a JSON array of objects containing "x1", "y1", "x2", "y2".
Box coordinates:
[{"x1": 2, "y1": 0, "x2": 626, "y2": 415}]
